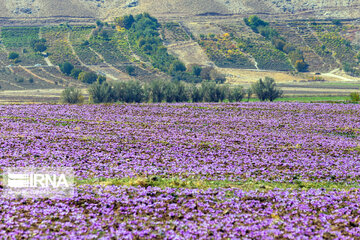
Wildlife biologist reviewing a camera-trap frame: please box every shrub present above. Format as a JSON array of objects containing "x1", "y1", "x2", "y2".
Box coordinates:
[
  {"x1": 251, "y1": 77, "x2": 283, "y2": 101},
  {"x1": 70, "y1": 68, "x2": 82, "y2": 79},
  {"x1": 88, "y1": 82, "x2": 113, "y2": 103},
  {"x1": 244, "y1": 15, "x2": 268, "y2": 32},
  {"x1": 8, "y1": 52, "x2": 19, "y2": 60},
  {"x1": 96, "y1": 20, "x2": 104, "y2": 27},
  {"x1": 59, "y1": 62, "x2": 74, "y2": 75},
  {"x1": 97, "y1": 75, "x2": 107, "y2": 84},
  {"x1": 61, "y1": 87, "x2": 84, "y2": 104},
  {"x1": 125, "y1": 66, "x2": 136, "y2": 76},
  {"x1": 350, "y1": 92, "x2": 360, "y2": 102},
  {"x1": 31, "y1": 38, "x2": 47, "y2": 52},
  {"x1": 78, "y1": 71, "x2": 98, "y2": 84},
  {"x1": 149, "y1": 79, "x2": 166, "y2": 102},
  {"x1": 112, "y1": 80, "x2": 144, "y2": 103},
  {"x1": 246, "y1": 88, "x2": 252, "y2": 102},
  {"x1": 191, "y1": 86, "x2": 203, "y2": 102},
  {"x1": 295, "y1": 60, "x2": 308, "y2": 72},
  {"x1": 201, "y1": 82, "x2": 220, "y2": 102},
  {"x1": 331, "y1": 19, "x2": 342, "y2": 26},
  {"x1": 272, "y1": 38, "x2": 286, "y2": 51},
  {"x1": 170, "y1": 61, "x2": 186, "y2": 74},
  {"x1": 229, "y1": 86, "x2": 245, "y2": 102},
  {"x1": 192, "y1": 65, "x2": 202, "y2": 77},
  {"x1": 28, "y1": 78, "x2": 34, "y2": 84}
]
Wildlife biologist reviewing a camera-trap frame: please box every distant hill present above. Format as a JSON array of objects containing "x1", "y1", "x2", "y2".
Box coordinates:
[
  {"x1": 0, "y1": 0, "x2": 359, "y2": 102},
  {"x1": 0, "y1": 0, "x2": 359, "y2": 20}
]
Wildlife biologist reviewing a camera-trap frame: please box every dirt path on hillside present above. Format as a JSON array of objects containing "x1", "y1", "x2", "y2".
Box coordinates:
[
  {"x1": 19, "y1": 66, "x2": 63, "y2": 86},
  {"x1": 322, "y1": 69, "x2": 360, "y2": 82},
  {"x1": 88, "y1": 46, "x2": 132, "y2": 81}
]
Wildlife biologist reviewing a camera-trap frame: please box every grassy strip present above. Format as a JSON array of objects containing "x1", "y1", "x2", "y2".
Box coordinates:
[{"x1": 76, "y1": 176, "x2": 360, "y2": 191}]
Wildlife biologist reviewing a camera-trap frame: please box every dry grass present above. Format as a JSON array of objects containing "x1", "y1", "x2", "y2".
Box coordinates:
[{"x1": 167, "y1": 42, "x2": 211, "y2": 66}]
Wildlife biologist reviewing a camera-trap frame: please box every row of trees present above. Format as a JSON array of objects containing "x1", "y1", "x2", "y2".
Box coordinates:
[
  {"x1": 62, "y1": 77, "x2": 283, "y2": 104},
  {"x1": 88, "y1": 80, "x2": 245, "y2": 103},
  {"x1": 59, "y1": 62, "x2": 106, "y2": 84}
]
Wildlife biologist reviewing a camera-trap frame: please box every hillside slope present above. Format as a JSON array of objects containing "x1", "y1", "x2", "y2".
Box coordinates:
[{"x1": 0, "y1": 0, "x2": 359, "y2": 20}]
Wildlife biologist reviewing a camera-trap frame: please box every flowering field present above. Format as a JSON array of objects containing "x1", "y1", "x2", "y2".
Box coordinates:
[{"x1": 0, "y1": 103, "x2": 360, "y2": 238}]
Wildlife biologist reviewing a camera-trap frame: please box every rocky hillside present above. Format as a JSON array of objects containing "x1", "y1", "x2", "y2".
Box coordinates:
[{"x1": 0, "y1": 0, "x2": 359, "y2": 20}]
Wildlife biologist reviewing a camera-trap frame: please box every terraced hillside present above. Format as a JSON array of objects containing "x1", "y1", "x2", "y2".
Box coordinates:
[{"x1": 0, "y1": 13, "x2": 359, "y2": 101}]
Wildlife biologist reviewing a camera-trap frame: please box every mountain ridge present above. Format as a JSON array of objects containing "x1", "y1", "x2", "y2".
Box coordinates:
[{"x1": 0, "y1": 0, "x2": 359, "y2": 21}]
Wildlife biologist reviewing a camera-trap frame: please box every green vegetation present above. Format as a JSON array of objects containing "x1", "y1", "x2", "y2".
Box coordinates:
[
  {"x1": 125, "y1": 65, "x2": 136, "y2": 76},
  {"x1": 251, "y1": 77, "x2": 283, "y2": 101},
  {"x1": 1, "y1": 27, "x2": 40, "y2": 48},
  {"x1": 88, "y1": 81, "x2": 113, "y2": 103},
  {"x1": 350, "y1": 91, "x2": 360, "y2": 103},
  {"x1": 8, "y1": 52, "x2": 19, "y2": 60},
  {"x1": 41, "y1": 26, "x2": 79, "y2": 65},
  {"x1": 88, "y1": 79, "x2": 245, "y2": 103},
  {"x1": 61, "y1": 87, "x2": 84, "y2": 104},
  {"x1": 199, "y1": 33, "x2": 256, "y2": 69},
  {"x1": 235, "y1": 36, "x2": 293, "y2": 71},
  {"x1": 122, "y1": 13, "x2": 201, "y2": 82},
  {"x1": 160, "y1": 22, "x2": 191, "y2": 42},
  {"x1": 78, "y1": 71, "x2": 98, "y2": 84},
  {"x1": 77, "y1": 176, "x2": 360, "y2": 191},
  {"x1": 90, "y1": 28, "x2": 129, "y2": 65},
  {"x1": 59, "y1": 62, "x2": 74, "y2": 75},
  {"x1": 0, "y1": 26, "x2": 45, "y2": 65},
  {"x1": 244, "y1": 16, "x2": 308, "y2": 72},
  {"x1": 59, "y1": 61, "x2": 103, "y2": 84},
  {"x1": 31, "y1": 38, "x2": 47, "y2": 52},
  {"x1": 69, "y1": 26, "x2": 103, "y2": 65}
]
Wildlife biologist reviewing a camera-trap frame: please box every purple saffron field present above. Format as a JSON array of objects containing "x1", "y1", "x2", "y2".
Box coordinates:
[{"x1": 1, "y1": 102, "x2": 360, "y2": 239}]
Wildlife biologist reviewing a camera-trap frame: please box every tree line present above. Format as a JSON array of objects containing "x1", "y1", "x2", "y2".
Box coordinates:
[{"x1": 61, "y1": 77, "x2": 283, "y2": 104}]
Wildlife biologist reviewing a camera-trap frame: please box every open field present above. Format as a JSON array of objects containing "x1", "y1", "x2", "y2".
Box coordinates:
[{"x1": 0, "y1": 103, "x2": 360, "y2": 238}]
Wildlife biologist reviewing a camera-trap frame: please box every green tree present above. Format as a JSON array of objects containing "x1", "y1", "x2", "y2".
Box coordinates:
[
  {"x1": 70, "y1": 68, "x2": 82, "y2": 79},
  {"x1": 115, "y1": 15, "x2": 135, "y2": 29},
  {"x1": 331, "y1": 19, "x2": 342, "y2": 26},
  {"x1": 31, "y1": 39, "x2": 47, "y2": 52},
  {"x1": 251, "y1": 77, "x2": 283, "y2": 101},
  {"x1": 295, "y1": 60, "x2": 308, "y2": 72},
  {"x1": 170, "y1": 61, "x2": 186, "y2": 74},
  {"x1": 192, "y1": 65, "x2": 202, "y2": 77},
  {"x1": 125, "y1": 80, "x2": 144, "y2": 103},
  {"x1": 229, "y1": 86, "x2": 245, "y2": 102},
  {"x1": 97, "y1": 75, "x2": 107, "y2": 84},
  {"x1": 149, "y1": 79, "x2": 166, "y2": 102},
  {"x1": 246, "y1": 88, "x2": 252, "y2": 102},
  {"x1": 34, "y1": 43, "x2": 47, "y2": 52},
  {"x1": 96, "y1": 19, "x2": 104, "y2": 27},
  {"x1": 191, "y1": 86, "x2": 203, "y2": 102},
  {"x1": 88, "y1": 82, "x2": 113, "y2": 103},
  {"x1": 78, "y1": 71, "x2": 98, "y2": 84},
  {"x1": 61, "y1": 87, "x2": 84, "y2": 104},
  {"x1": 8, "y1": 52, "x2": 19, "y2": 60},
  {"x1": 201, "y1": 82, "x2": 219, "y2": 102},
  {"x1": 125, "y1": 65, "x2": 136, "y2": 76},
  {"x1": 59, "y1": 62, "x2": 74, "y2": 75},
  {"x1": 272, "y1": 38, "x2": 286, "y2": 51}
]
